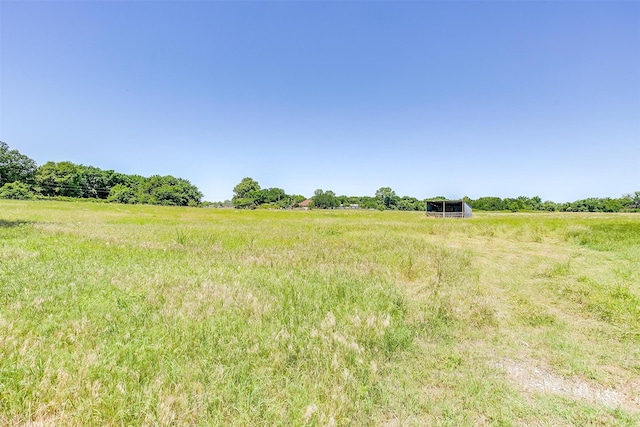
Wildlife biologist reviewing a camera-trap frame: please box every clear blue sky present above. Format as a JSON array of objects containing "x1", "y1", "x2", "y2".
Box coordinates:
[{"x1": 1, "y1": 1, "x2": 638, "y2": 202}]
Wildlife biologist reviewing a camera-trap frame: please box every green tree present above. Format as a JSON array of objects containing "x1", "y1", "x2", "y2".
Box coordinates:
[
  {"x1": 397, "y1": 198, "x2": 414, "y2": 211},
  {"x1": 0, "y1": 182, "x2": 34, "y2": 200},
  {"x1": 260, "y1": 187, "x2": 287, "y2": 206},
  {"x1": 622, "y1": 192, "x2": 640, "y2": 211},
  {"x1": 138, "y1": 175, "x2": 202, "y2": 206},
  {"x1": 504, "y1": 198, "x2": 524, "y2": 212},
  {"x1": 76, "y1": 165, "x2": 113, "y2": 198},
  {"x1": 347, "y1": 196, "x2": 361, "y2": 206},
  {"x1": 360, "y1": 196, "x2": 377, "y2": 209},
  {"x1": 470, "y1": 197, "x2": 504, "y2": 211},
  {"x1": 397, "y1": 196, "x2": 423, "y2": 211},
  {"x1": 541, "y1": 200, "x2": 558, "y2": 211},
  {"x1": 108, "y1": 184, "x2": 138, "y2": 204},
  {"x1": 375, "y1": 187, "x2": 398, "y2": 209},
  {"x1": 311, "y1": 189, "x2": 339, "y2": 209},
  {"x1": 232, "y1": 177, "x2": 261, "y2": 209},
  {"x1": 36, "y1": 161, "x2": 82, "y2": 197},
  {"x1": 528, "y1": 196, "x2": 542, "y2": 210},
  {"x1": 0, "y1": 141, "x2": 38, "y2": 186},
  {"x1": 602, "y1": 198, "x2": 623, "y2": 212}
]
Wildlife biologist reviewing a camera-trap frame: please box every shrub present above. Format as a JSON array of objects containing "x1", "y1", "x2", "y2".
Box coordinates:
[{"x1": 0, "y1": 181, "x2": 34, "y2": 200}]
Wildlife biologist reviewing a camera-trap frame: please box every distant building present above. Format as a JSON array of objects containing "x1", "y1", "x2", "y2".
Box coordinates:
[
  {"x1": 425, "y1": 200, "x2": 472, "y2": 218},
  {"x1": 297, "y1": 199, "x2": 312, "y2": 210}
]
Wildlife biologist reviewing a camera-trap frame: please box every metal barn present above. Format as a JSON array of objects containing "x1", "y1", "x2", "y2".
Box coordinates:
[{"x1": 425, "y1": 200, "x2": 472, "y2": 218}]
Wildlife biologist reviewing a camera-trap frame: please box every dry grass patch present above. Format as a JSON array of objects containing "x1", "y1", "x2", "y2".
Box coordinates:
[{"x1": 495, "y1": 358, "x2": 639, "y2": 413}]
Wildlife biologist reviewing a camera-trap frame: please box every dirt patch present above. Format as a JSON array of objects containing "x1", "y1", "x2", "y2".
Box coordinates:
[{"x1": 495, "y1": 359, "x2": 639, "y2": 413}]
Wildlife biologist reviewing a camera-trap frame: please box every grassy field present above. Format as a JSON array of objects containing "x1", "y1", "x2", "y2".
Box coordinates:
[{"x1": 0, "y1": 200, "x2": 638, "y2": 426}]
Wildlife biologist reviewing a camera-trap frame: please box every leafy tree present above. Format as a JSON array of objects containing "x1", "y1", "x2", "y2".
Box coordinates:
[
  {"x1": 108, "y1": 184, "x2": 138, "y2": 204},
  {"x1": 622, "y1": 192, "x2": 640, "y2": 211},
  {"x1": 0, "y1": 141, "x2": 38, "y2": 186},
  {"x1": 469, "y1": 197, "x2": 504, "y2": 211},
  {"x1": 232, "y1": 177, "x2": 261, "y2": 209},
  {"x1": 397, "y1": 196, "x2": 423, "y2": 211},
  {"x1": 541, "y1": 200, "x2": 558, "y2": 211},
  {"x1": 138, "y1": 175, "x2": 202, "y2": 206},
  {"x1": 336, "y1": 195, "x2": 349, "y2": 206},
  {"x1": 232, "y1": 197, "x2": 254, "y2": 209},
  {"x1": 347, "y1": 196, "x2": 361, "y2": 206},
  {"x1": 504, "y1": 198, "x2": 524, "y2": 212},
  {"x1": 36, "y1": 161, "x2": 82, "y2": 197},
  {"x1": 375, "y1": 187, "x2": 398, "y2": 209},
  {"x1": 528, "y1": 196, "x2": 542, "y2": 210},
  {"x1": 154, "y1": 184, "x2": 184, "y2": 205},
  {"x1": 77, "y1": 165, "x2": 114, "y2": 199},
  {"x1": 260, "y1": 187, "x2": 287, "y2": 205},
  {"x1": 233, "y1": 177, "x2": 260, "y2": 198},
  {"x1": 311, "y1": 189, "x2": 339, "y2": 209},
  {"x1": 0, "y1": 182, "x2": 34, "y2": 200},
  {"x1": 359, "y1": 196, "x2": 377, "y2": 209}
]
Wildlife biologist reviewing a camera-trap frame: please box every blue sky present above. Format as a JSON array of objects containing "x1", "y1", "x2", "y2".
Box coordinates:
[{"x1": 1, "y1": 1, "x2": 638, "y2": 202}]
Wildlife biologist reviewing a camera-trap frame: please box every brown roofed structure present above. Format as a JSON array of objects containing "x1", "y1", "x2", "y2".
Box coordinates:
[{"x1": 297, "y1": 198, "x2": 312, "y2": 208}]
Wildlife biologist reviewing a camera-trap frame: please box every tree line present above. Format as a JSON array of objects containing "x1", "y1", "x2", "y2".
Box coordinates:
[
  {"x1": 230, "y1": 178, "x2": 428, "y2": 211},
  {"x1": 0, "y1": 142, "x2": 202, "y2": 206},
  {"x1": 2, "y1": 142, "x2": 638, "y2": 212},
  {"x1": 232, "y1": 177, "x2": 640, "y2": 212},
  {"x1": 231, "y1": 177, "x2": 640, "y2": 212},
  {"x1": 467, "y1": 195, "x2": 640, "y2": 213}
]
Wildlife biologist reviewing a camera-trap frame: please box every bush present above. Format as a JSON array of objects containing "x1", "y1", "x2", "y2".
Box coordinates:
[
  {"x1": 107, "y1": 184, "x2": 138, "y2": 204},
  {"x1": 0, "y1": 182, "x2": 34, "y2": 200}
]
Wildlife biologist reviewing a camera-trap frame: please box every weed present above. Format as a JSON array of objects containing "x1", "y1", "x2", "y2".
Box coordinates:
[{"x1": 175, "y1": 228, "x2": 188, "y2": 245}]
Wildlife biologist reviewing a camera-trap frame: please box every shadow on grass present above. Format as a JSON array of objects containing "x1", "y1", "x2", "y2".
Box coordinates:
[{"x1": 0, "y1": 219, "x2": 31, "y2": 228}]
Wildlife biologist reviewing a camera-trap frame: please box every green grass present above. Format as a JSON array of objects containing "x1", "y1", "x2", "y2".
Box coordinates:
[{"x1": 1, "y1": 201, "x2": 639, "y2": 425}]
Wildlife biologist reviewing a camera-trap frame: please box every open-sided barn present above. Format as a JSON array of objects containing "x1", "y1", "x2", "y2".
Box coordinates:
[{"x1": 425, "y1": 200, "x2": 472, "y2": 218}]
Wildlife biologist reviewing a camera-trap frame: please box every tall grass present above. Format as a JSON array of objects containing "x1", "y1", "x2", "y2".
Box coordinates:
[{"x1": 0, "y1": 201, "x2": 638, "y2": 425}]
